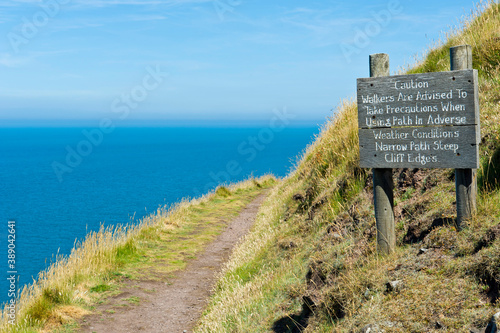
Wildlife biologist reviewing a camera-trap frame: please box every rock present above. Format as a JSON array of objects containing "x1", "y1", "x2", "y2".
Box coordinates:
[
  {"x1": 361, "y1": 324, "x2": 384, "y2": 333},
  {"x1": 331, "y1": 232, "x2": 343, "y2": 240},
  {"x1": 486, "y1": 311, "x2": 500, "y2": 333},
  {"x1": 381, "y1": 321, "x2": 395, "y2": 328},
  {"x1": 418, "y1": 248, "x2": 429, "y2": 255},
  {"x1": 385, "y1": 280, "x2": 403, "y2": 293}
]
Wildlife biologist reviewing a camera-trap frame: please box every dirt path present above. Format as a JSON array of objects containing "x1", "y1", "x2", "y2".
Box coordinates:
[{"x1": 78, "y1": 192, "x2": 267, "y2": 333}]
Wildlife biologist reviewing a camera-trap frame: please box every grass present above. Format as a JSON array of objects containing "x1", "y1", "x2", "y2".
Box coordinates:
[
  {"x1": 0, "y1": 175, "x2": 275, "y2": 333},
  {"x1": 122, "y1": 296, "x2": 140, "y2": 305},
  {"x1": 196, "y1": 2, "x2": 500, "y2": 332}
]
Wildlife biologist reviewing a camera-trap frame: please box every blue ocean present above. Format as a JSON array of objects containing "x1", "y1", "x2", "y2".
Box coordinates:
[{"x1": 0, "y1": 125, "x2": 318, "y2": 303}]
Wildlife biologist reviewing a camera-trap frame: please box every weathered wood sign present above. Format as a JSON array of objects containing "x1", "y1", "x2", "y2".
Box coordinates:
[{"x1": 357, "y1": 69, "x2": 480, "y2": 169}]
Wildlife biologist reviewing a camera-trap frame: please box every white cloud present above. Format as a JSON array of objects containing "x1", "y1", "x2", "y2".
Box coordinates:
[
  {"x1": 0, "y1": 53, "x2": 31, "y2": 67},
  {"x1": 128, "y1": 14, "x2": 168, "y2": 21}
]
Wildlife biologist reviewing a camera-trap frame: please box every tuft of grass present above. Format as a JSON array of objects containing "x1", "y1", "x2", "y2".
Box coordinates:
[
  {"x1": 123, "y1": 296, "x2": 140, "y2": 305},
  {"x1": 89, "y1": 285, "x2": 111, "y2": 293},
  {"x1": 215, "y1": 186, "x2": 232, "y2": 198}
]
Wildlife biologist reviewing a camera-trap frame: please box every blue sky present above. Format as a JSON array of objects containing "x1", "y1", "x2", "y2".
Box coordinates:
[{"x1": 0, "y1": 0, "x2": 482, "y2": 126}]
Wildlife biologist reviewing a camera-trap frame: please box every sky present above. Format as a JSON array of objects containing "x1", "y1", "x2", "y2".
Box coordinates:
[{"x1": 0, "y1": 0, "x2": 484, "y2": 126}]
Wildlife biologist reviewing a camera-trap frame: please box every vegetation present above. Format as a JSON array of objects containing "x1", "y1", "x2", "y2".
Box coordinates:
[
  {"x1": 0, "y1": 175, "x2": 275, "y2": 332},
  {"x1": 195, "y1": 2, "x2": 500, "y2": 332}
]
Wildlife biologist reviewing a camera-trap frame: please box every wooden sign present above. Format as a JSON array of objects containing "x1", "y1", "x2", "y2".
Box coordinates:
[{"x1": 357, "y1": 69, "x2": 480, "y2": 169}]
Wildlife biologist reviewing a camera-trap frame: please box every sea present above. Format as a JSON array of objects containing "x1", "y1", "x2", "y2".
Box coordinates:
[{"x1": 0, "y1": 125, "x2": 319, "y2": 304}]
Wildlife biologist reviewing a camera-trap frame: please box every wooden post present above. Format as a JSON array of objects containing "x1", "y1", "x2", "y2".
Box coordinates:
[
  {"x1": 450, "y1": 45, "x2": 477, "y2": 230},
  {"x1": 370, "y1": 53, "x2": 395, "y2": 255}
]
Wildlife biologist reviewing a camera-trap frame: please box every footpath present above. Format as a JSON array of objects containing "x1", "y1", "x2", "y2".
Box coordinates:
[{"x1": 77, "y1": 192, "x2": 267, "y2": 333}]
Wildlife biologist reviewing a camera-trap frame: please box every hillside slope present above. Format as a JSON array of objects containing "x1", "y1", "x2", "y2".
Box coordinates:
[{"x1": 196, "y1": 3, "x2": 500, "y2": 332}]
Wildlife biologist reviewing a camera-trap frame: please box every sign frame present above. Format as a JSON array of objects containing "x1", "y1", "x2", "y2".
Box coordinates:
[{"x1": 357, "y1": 69, "x2": 480, "y2": 169}]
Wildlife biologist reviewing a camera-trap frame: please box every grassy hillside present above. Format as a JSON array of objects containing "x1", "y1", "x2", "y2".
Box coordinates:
[
  {"x1": 195, "y1": 2, "x2": 500, "y2": 332},
  {"x1": 0, "y1": 176, "x2": 275, "y2": 333}
]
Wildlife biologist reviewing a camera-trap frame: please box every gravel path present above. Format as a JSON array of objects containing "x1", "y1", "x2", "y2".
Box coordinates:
[{"x1": 78, "y1": 192, "x2": 267, "y2": 333}]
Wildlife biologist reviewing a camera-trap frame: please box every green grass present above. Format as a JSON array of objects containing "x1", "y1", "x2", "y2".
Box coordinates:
[
  {"x1": 0, "y1": 175, "x2": 275, "y2": 333},
  {"x1": 89, "y1": 285, "x2": 111, "y2": 293},
  {"x1": 123, "y1": 297, "x2": 140, "y2": 305}
]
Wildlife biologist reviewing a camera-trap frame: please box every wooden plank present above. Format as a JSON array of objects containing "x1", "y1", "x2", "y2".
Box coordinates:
[
  {"x1": 357, "y1": 69, "x2": 479, "y2": 129},
  {"x1": 451, "y1": 45, "x2": 477, "y2": 229},
  {"x1": 373, "y1": 168, "x2": 395, "y2": 254},
  {"x1": 359, "y1": 125, "x2": 479, "y2": 169},
  {"x1": 368, "y1": 53, "x2": 395, "y2": 256}
]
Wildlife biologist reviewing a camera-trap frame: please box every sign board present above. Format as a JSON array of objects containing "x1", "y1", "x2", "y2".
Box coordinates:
[{"x1": 357, "y1": 69, "x2": 480, "y2": 169}]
